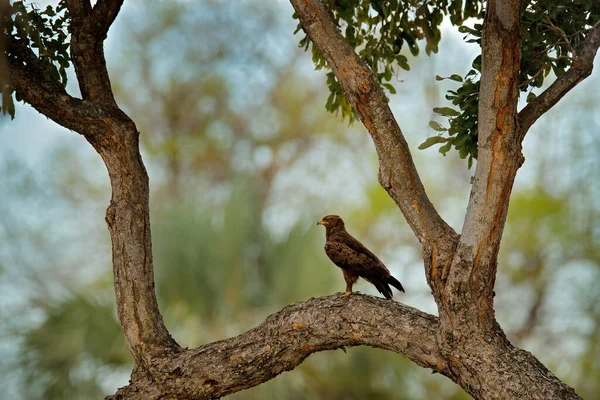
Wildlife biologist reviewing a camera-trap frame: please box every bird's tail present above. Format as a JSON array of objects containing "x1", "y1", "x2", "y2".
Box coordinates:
[
  {"x1": 386, "y1": 275, "x2": 405, "y2": 293},
  {"x1": 374, "y1": 282, "x2": 394, "y2": 300}
]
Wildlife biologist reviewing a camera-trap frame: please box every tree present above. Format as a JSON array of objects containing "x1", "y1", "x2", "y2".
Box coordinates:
[{"x1": 1, "y1": 0, "x2": 599, "y2": 398}]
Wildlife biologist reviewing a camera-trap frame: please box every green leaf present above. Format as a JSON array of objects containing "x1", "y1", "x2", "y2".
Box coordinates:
[
  {"x1": 433, "y1": 107, "x2": 460, "y2": 117},
  {"x1": 452, "y1": 133, "x2": 469, "y2": 146},
  {"x1": 435, "y1": 75, "x2": 444, "y2": 81},
  {"x1": 439, "y1": 141, "x2": 452, "y2": 155},
  {"x1": 418, "y1": 136, "x2": 447, "y2": 150},
  {"x1": 526, "y1": 92, "x2": 537, "y2": 103},
  {"x1": 428, "y1": 120, "x2": 446, "y2": 132},
  {"x1": 383, "y1": 83, "x2": 397, "y2": 94},
  {"x1": 449, "y1": 74, "x2": 463, "y2": 82}
]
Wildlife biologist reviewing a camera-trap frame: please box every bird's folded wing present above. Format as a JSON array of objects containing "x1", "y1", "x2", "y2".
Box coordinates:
[
  {"x1": 325, "y1": 241, "x2": 388, "y2": 280},
  {"x1": 341, "y1": 233, "x2": 391, "y2": 273}
]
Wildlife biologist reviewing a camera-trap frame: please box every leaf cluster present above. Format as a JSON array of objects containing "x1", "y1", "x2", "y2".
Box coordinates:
[
  {"x1": 422, "y1": 0, "x2": 600, "y2": 164},
  {"x1": 420, "y1": 72, "x2": 479, "y2": 169},
  {"x1": 1, "y1": 0, "x2": 70, "y2": 119}
]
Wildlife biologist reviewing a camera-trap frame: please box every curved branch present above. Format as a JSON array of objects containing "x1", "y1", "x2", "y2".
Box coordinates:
[
  {"x1": 518, "y1": 23, "x2": 600, "y2": 138},
  {"x1": 289, "y1": 0, "x2": 456, "y2": 247},
  {"x1": 6, "y1": 37, "x2": 108, "y2": 134},
  {"x1": 109, "y1": 294, "x2": 443, "y2": 400}
]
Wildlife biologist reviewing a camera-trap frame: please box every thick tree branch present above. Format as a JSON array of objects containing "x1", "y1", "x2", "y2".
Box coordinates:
[
  {"x1": 51, "y1": 0, "x2": 177, "y2": 369},
  {"x1": 108, "y1": 295, "x2": 443, "y2": 400},
  {"x1": 65, "y1": 0, "x2": 121, "y2": 105},
  {"x1": 97, "y1": 119, "x2": 180, "y2": 363},
  {"x1": 108, "y1": 292, "x2": 580, "y2": 400},
  {"x1": 442, "y1": 0, "x2": 524, "y2": 338},
  {"x1": 289, "y1": 0, "x2": 457, "y2": 251},
  {"x1": 518, "y1": 23, "x2": 600, "y2": 138}
]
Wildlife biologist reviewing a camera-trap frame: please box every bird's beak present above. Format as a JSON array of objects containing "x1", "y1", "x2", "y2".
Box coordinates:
[{"x1": 316, "y1": 219, "x2": 325, "y2": 226}]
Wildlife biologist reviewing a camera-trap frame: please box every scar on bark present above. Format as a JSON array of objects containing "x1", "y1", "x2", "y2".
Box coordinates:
[
  {"x1": 292, "y1": 314, "x2": 307, "y2": 330},
  {"x1": 131, "y1": 281, "x2": 144, "y2": 345},
  {"x1": 486, "y1": 45, "x2": 519, "y2": 200},
  {"x1": 403, "y1": 161, "x2": 414, "y2": 186},
  {"x1": 469, "y1": 240, "x2": 483, "y2": 282},
  {"x1": 412, "y1": 199, "x2": 425, "y2": 221},
  {"x1": 302, "y1": 0, "x2": 328, "y2": 33},
  {"x1": 355, "y1": 101, "x2": 379, "y2": 142},
  {"x1": 386, "y1": 166, "x2": 395, "y2": 189},
  {"x1": 488, "y1": 170, "x2": 514, "y2": 243},
  {"x1": 429, "y1": 241, "x2": 439, "y2": 282}
]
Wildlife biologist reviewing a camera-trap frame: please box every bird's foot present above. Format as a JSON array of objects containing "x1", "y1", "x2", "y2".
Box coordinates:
[{"x1": 340, "y1": 291, "x2": 353, "y2": 297}]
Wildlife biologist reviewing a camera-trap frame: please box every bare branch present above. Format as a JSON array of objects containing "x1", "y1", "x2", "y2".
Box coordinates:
[
  {"x1": 91, "y1": 0, "x2": 125, "y2": 39},
  {"x1": 518, "y1": 24, "x2": 600, "y2": 138},
  {"x1": 109, "y1": 295, "x2": 443, "y2": 400},
  {"x1": 65, "y1": 0, "x2": 122, "y2": 105},
  {"x1": 289, "y1": 0, "x2": 456, "y2": 247}
]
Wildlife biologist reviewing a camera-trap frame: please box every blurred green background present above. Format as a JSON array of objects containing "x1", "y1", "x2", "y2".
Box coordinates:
[{"x1": 0, "y1": 1, "x2": 599, "y2": 399}]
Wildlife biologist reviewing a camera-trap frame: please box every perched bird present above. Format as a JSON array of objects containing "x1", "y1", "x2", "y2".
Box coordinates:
[{"x1": 317, "y1": 215, "x2": 404, "y2": 300}]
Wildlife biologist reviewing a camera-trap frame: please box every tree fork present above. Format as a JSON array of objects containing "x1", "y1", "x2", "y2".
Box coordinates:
[{"x1": 291, "y1": 0, "x2": 582, "y2": 398}]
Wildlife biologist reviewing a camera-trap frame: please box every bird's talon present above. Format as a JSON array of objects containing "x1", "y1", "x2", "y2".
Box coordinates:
[{"x1": 340, "y1": 291, "x2": 353, "y2": 297}]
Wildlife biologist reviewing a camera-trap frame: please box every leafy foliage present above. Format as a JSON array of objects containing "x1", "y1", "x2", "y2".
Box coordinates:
[
  {"x1": 1, "y1": 0, "x2": 70, "y2": 119},
  {"x1": 421, "y1": 68, "x2": 480, "y2": 169},
  {"x1": 293, "y1": 0, "x2": 483, "y2": 122},
  {"x1": 294, "y1": 0, "x2": 600, "y2": 165},
  {"x1": 424, "y1": 1, "x2": 600, "y2": 165}
]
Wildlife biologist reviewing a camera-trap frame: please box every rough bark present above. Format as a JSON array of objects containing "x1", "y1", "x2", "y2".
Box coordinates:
[
  {"x1": 107, "y1": 295, "x2": 442, "y2": 399},
  {"x1": 441, "y1": 0, "x2": 524, "y2": 342},
  {"x1": 4, "y1": 0, "x2": 600, "y2": 398}
]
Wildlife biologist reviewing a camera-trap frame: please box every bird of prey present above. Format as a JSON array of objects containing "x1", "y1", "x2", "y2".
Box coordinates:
[{"x1": 317, "y1": 215, "x2": 404, "y2": 300}]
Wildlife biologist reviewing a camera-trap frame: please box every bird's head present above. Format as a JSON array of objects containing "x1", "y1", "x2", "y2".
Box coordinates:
[{"x1": 317, "y1": 215, "x2": 345, "y2": 229}]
